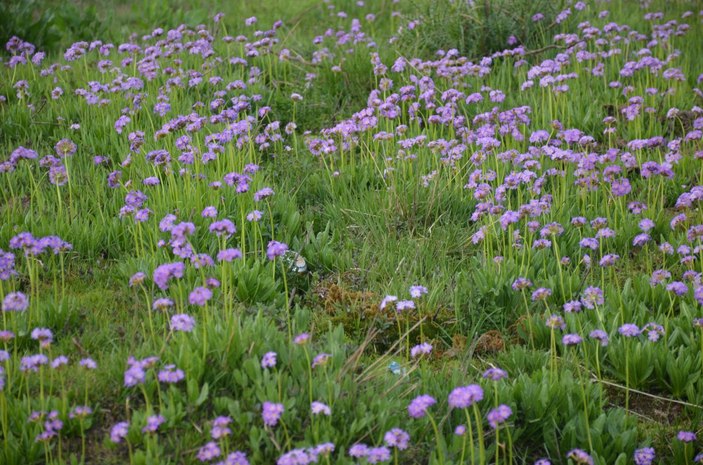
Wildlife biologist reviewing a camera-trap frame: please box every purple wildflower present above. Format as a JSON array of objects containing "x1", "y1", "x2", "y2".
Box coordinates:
[
  {"x1": 69, "y1": 406, "x2": 93, "y2": 419},
  {"x1": 209, "y1": 219, "x2": 236, "y2": 237},
  {"x1": 567, "y1": 449, "x2": 594, "y2": 465},
  {"x1": 197, "y1": 442, "x2": 222, "y2": 462},
  {"x1": 666, "y1": 281, "x2": 688, "y2": 296},
  {"x1": 563, "y1": 301, "x2": 582, "y2": 313},
  {"x1": 633, "y1": 233, "x2": 651, "y2": 247},
  {"x1": 211, "y1": 416, "x2": 233, "y2": 440},
  {"x1": 487, "y1": 404, "x2": 512, "y2": 429},
  {"x1": 634, "y1": 447, "x2": 655, "y2": 465},
  {"x1": 312, "y1": 353, "x2": 331, "y2": 368},
  {"x1": 384, "y1": 428, "x2": 410, "y2": 450},
  {"x1": 129, "y1": 272, "x2": 146, "y2": 287},
  {"x1": 409, "y1": 285, "x2": 428, "y2": 298},
  {"x1": 51, "y1": 355, "x2": 69, "y2": 369},
  {"x1": 246, "y1": 210, "x2": 263, "y2": 222},
  {"x1": 366, "y1": 447, "x2": 391, "y2": 464},
  {"x1": 217, "y1": 248, "x2": 242, "y2": 262},
  {"x1": 202, "y1": 206, "x2": 217, "y2": 218},
  {"x1": 618, "y1": 324, "x2": 640, "y2": 337},
  {"x1": 158, "y1": 365, "x2": 185, "y2": 383},
  {"x1": 55, "y1": 138, "x2": 77, "y2": 158},
  {"x1": 580, "y1": 287, "x2": 604, "y2": 309},
  {"x1": 261, "y1": 352, "x2": 277, "y2": 369},
  {"x1": 448, "y1": 385, "x2": 484, "y2": 409},
  {"x1": 380, "y1": 295, "x2": 398, "y2": 309},
  {"x1": 277, "y1": 449, "x2": 311, "y2": 465},
  {"x1": 349, "y1": 444, "x2": 369, "y2": 458},
  {"x1": 512, "y1": 277, "x2": 533, "y2": 291},
  {"x1": 562, "y1": 334, "x2": 582, "y2": 345},
  {"x1": 483, "y1": 367, "x2": 508, "y2": 381},
  {"x1": 20, "y1": 354, "x2": 48, "y2": 372},
  {"x1": 408, "y1": 394, "x2": 436, "y2": 418},
  {"x1": 410, "y1": 342, "x2": 432, "y2": 358},
  {"x1": 642, "y1": 322, "x2": 665, "y2": 342},
  {"x1": 142, "y1": 415, "x2": 165, "y2": 433},
  {"x1": 152, "y1": 298, "x2": 174, "y2": 311},
  {"x1": 2, "y1": 292, "x2": 28, "y2": 312},
  {"x1": 253, "y1": 187, "x2": 274, "y2": 201},
  {"x1": 153, "y1": 262, "x2": 185, "y2": 290},
  {"x1": 531, "y1": 287, "x2": 552, "y2": 301},
  {"x1": 188, "y1": 287, "x2": 212, "y2": 306},
  {"x1": 589, "y1": 330, "x2": 609, "y2": 347},
  {"x1": 171, "y1": 314, "x2": 196, "y2": 332},
  {"x1": 267, "y1": 241, "x2": 288, "y2": 260},
  {"x1": 262, "y1": 402, "x2": 284, "y2": 427},
  {"x1": 311, "y1": 401, "x2": 331, "y2": 416},
  {"x1": 79, "y1": 358, "x2": 97, "y2": 369},
  {"x1": 396, "y1": 300, "x2": 415, "y2": 311},
  {"x1": 545, "y1": 314, "x2": 566, "y2": 331},
  {"x1": 110, "y1": 421, "x2": 129, "y2": 443}
]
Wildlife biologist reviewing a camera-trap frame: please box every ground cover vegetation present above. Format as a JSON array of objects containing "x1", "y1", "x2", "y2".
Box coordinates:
[{"x1": 1, "y1": 0, "x2": 703, "y2": 463}]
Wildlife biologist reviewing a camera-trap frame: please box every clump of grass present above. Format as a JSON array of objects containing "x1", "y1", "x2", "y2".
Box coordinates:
[{"x1": 396, "y1": 0, "x2": 565, "y2": 59}]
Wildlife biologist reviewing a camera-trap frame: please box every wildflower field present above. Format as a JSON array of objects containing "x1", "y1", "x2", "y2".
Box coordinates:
[{"x1": 1, "y1": 0, "x2": 703, "y2": 463}]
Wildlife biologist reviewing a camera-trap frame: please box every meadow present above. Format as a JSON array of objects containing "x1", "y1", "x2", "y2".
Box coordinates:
[{"x1": 1, "y1": 0, "x2": 703, "y2": 463}]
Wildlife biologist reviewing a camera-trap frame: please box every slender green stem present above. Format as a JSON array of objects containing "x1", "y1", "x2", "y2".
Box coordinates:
[
  {"x1": 426, "y1": 413, "x2": 444, "y2": 465},
  {"x1": 624, "y1": 342, "x2": 630, "y2": 412},
  {"x1": 464, "y1": 409, "x2": 475, "y2": 465},
  {"x1": 473, "y1": 404, "x2": 485, "y2": 465}
]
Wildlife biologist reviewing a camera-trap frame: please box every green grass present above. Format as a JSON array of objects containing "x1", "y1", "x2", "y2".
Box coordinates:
[{"x1": 1, "y1": 0, "x2": 703, "y2": 463}]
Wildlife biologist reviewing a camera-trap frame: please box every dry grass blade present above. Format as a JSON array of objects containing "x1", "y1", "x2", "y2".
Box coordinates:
[{"x1": 594, "y1": 376, "x2": 703, "y2": 410}]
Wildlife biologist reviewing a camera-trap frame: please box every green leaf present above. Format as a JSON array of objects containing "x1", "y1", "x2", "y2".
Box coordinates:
[{"x1": 195, "y1": 382, "x2": 210, "y2": 407}]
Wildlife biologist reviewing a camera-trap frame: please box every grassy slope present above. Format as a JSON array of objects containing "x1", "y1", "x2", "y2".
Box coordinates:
[{"x1": 1, "y1": 0, "x2": 703, "y2": 464}]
